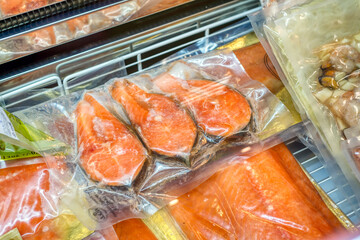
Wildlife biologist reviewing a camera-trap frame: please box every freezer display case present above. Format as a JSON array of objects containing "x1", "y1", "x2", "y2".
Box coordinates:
[{"x1": 1, "y1": 0, "x2": 360, "y2": 239}]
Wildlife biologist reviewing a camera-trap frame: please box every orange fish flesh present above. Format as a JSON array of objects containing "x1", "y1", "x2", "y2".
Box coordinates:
[
  {"x1": 76, "y1": 93, "x2": 147, "y2": 186},
  {"x1": 153, "y1": 73, "x2": 252, "y2": 137},
  {"x1": 111, "y1": 80, "x2": 197, "y2": 158},
  {"x1": 169, "y1": 144, "x2": 342, "y2": 240},
  {"x1": 113, "y1": 219, "x2": 157, "y2": 240}
]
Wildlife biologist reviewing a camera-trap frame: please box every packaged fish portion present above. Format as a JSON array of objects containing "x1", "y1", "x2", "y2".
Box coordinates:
[
  {"x1": 162, "y1": 21, "x2": 301, "y2": 123},
  {"x1": 249, "y1": 0, "x2": 360, "y2": 191},
  {"x1": 0, "y1": 0, "x2": 49, "y2": 19},
  {"x1": 0, "y1": 161, "x2": 94, "y2": 240},
  {"x1": 14, "y1": 50, "x2": 295, "y2": 229},
  {"x1": 168, "y1": 143, "x2": 346, "y2": 239},
  {"x1": 0, "y1": 0, "x2": 145, "y2": 65}
]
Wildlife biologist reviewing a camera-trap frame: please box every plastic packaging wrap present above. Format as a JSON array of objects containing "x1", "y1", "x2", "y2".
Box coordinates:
[
  {"x1": 0, "y1": 0, "x2": 145, "y2": 65},
  {"x1": 249, "y1": 0, "x2": 360, "y2": 200},
  {"x1": 343, "y1": 134, "x2": 360, "y2": 182},
  {"x1": 167, "y1": 143, "x2": 344, "y2": 239},
  {"x1": 84, "y1": 227, "x2": 119, "y2": 240},
  {"x1": 14, "y1": 50, "x2": 296, "y2": 229},
  {"x1": 0, "y1": 140, "x2": 40, "y2": 161},
  {"x1": 0, "y1": 106, "x2": 66, "y2": 161},
  {"x1": 162, "y1": 20, "x2": 302, "y2": 123},
  {"x1": 0, "y1": 162, "x2": 94, "y2": 240},
  {"x1": 0, "y1": 0, "x2": 51, "y2": 19}
]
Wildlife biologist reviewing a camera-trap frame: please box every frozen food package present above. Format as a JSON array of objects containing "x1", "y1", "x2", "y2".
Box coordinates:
[
  {"x1": 0, "y1": 0, "x2": 145, "y2": 65},
  {"x1": 0, "y1": 0, "x2": 49, "y2": 19},
  {"x1": 249, "y1": 0, "x2": 360, "y2": 196},
  {"x1": 13, "y1": 50, "x2": 296, "y2": 229},
  {"x1": 0, "y1": 161, "x2": 94, "y2": 240},
  {"x1": 162, "y1": 19, "x2": 302, "y2": 123},
  {"x1": 168, "y1": 143, "x2": 348, "y2": 239}
]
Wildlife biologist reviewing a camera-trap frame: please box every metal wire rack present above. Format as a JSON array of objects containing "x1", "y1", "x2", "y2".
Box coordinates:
[{"x1": 1, "y1": 0, "x2": 360, "y2": 228}]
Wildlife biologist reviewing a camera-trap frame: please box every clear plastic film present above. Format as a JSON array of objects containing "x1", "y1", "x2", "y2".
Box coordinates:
[
  {"x1": 343, "y1": 128, "x2": 360, "y2": 183},
  {"x1": 249, "y1": 0, "x2": 360, "y2": 199},
  {"x1": 0, "y1": 0, "x2": 53, "y2": 19},
  {"x1": 0, "y1": 161, "x2": 94, "y2": 240},
  {"x1": 167, "y1": 143, "x2": 344, "y2": 239},
  {"x1": 14, "y1": 50, "x2": 296, "y2": 229},
  {"x1": 162, "y1": 19, "x2": 302, "y2": 123},
  {"x1": 0, "y1": 0, "x2": 146, "y2": 65}
]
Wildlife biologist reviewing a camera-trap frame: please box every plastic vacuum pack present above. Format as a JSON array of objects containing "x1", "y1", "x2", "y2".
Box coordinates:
[
  {"x1": 167, "y1": 143, "x2": 345, "y2": 239},
  {"x1": 0, "y1": 159, "x2": 121, "y2": 240},
  {"x1": 0, "y1": 161, "x2": 93, "y2": 240},
  {"x1": 249, "y1": 0, "x2": 360, "y2": 199},
  {"x1": 10, "y1": 49, "x2": 296, "y2": 230},
  {"x1": 0, "y1": 0, "x2": 148, "y2": 64},
  {"x1": 162, "y1": 18, "x2": 302, "y2": 123},
  {"x1": 0, "y1": 0, "x2": 63, "y2": 19}
]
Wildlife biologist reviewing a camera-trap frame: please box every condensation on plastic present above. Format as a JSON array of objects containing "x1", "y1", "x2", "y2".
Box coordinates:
[
  {"x1": 0, "y1": 0, "x2": 146, "y2": 65},
  {"x1": 13, "y1": 50, "x2": 296, "y2": 230},
  {"x1": 167, "y1": 143, "x2": 343, "y2": 239},
  {"x1": 249, "y1": 0, "x2": 360, "y2": 204},
  {"x1": 0, "y1": 161, "x2": 94, "y2": 240}
]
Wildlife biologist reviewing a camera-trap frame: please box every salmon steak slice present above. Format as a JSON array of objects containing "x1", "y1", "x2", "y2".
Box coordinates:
[
  {"x1": 76, "y1": 93, "x2": 147, "y2": 186},
  {"x1": 169, "y1": 144, "x2": 342, "y2": 240},
  {"x1": 153, "y1": 73, "x2": 252, "y2": 137},
  {"x1": 111, "y1": 79, "x2": 197, "y2": 158}
]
